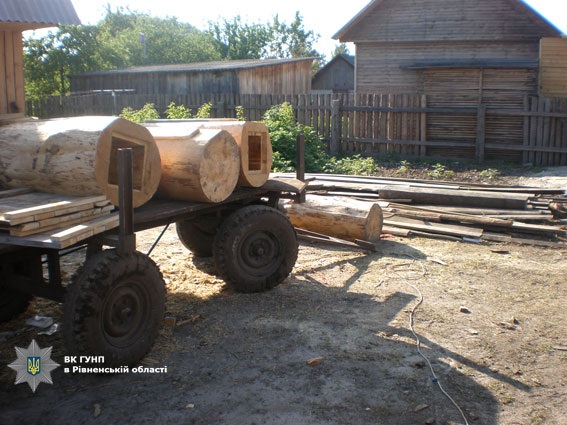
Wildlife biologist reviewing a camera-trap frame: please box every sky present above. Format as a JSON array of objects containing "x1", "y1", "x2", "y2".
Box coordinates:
[{"x1": 39, "y1": 0, "x2": 567, "y2": 59}]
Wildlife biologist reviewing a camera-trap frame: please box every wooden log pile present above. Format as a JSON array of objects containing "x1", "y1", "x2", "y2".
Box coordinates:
[{"x1": 279, "y1": 173, "x2": 567, "y2": 247}]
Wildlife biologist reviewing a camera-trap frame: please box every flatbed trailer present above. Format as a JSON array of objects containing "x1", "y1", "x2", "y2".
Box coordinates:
[{"x1": 0, "y1": 148, "x2": 305, "y2": 367}]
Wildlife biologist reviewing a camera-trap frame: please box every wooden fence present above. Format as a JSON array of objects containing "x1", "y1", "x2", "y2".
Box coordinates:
[{"x1": 25, "y1": 92, "x2": 567, "y2": 166}]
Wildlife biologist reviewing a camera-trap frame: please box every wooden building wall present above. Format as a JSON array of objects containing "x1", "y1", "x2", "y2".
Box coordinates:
[
  {"x1": 0, "y1": 29, "x2": 25, "y2": 118},
  {"x1": 71, "y1": 61, "x2": 313, "y2": 95},
  {"x1": 342, "y1": 0, "x2": 557, "y2": 43},
  {"x1": 238, "y1": 61, "x2": 312, "y2": 94},
  {"x1": 539, "y1": 38, "x2": 567, "y2": 97},
  {"x1": 312, "y1": 58, "x2": 354, "y2": 92},
  {"x1": 355, "y1": 42, "x2": 539, "y2": 94}
]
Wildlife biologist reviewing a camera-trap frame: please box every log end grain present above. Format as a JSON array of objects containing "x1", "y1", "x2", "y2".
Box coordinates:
[
  {"x1": 166, "y1": 120, "x2": 273, "y2": 188},
  {"x1": 94, "y1": 117, "x2": 161, "y2": 208},
  {"x1": 154, "y1": 128, "x2": 240, "y2": 203}
]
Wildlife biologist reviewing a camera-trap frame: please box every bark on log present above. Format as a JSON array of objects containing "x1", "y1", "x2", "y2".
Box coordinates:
[
  {"x1": 0, "y1": 117, "x2": 161, "y2": 207},
  {"x1": 146, "y1": 125, "x2": 240, "y2": 203},
  {"x1": 145, "y1": 120, "x2": 272, "y2": 187},
  {"x1": 284, "y1": 196, "x2": 383, "y2": 242}
]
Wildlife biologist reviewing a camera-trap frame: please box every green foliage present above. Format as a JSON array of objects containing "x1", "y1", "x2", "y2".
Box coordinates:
[
  {"x1": 208, "y1": 11, "x2": 321, "y2": 61},
  {"x1": 332, "y1": 44, "x2": 350, "y2": 57},
  {"x1": 165, "y1": 102, "x2": 192, "y2": 119},
  {"x1": 24, "y1": 8, "x2": 221, "y2": 98},
  {"x1": 324, "y1": 155, "x2": 378, "y2": 175},
  {"x1": 428, "y1": 163, "x2": 455, "y2": 180},
  {"x1": 396, "y1": 160, "x2": 413, "y2": 174},
  {"x1": 195, "y1": 102, "x2": 213, "y2": 118},
  {"x1": 119, "y1": 103, "x2": 160, "y2": 123},
  {"x1": 235, "y1": 106, "x2": 246, "y2": 121},
  {"x1": 480, "y1": 168, "x2": 500, "y2": 180},
  {"x1": 271, "y1": 151, "x2": 295, "y2": 173},
  {"x1": 208, "y1": 16, "x2": 271, "y2": 60},
  {"x1": 263, "y1": 102, "x2": 329, "y2": 173}
]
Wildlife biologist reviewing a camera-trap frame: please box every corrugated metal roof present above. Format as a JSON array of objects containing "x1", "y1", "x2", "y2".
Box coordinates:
[
  {"x1": 72, "y1": 58, "x2": 315, "y2": 77},
  {"x1": 0, "y1": 0, "x2": 81, "y2": 26}
]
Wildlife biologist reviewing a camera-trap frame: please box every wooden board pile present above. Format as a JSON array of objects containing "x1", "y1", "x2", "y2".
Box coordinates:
[
  {"x1": 288, "y1": 173, "x2": 567, "y2": 247},
  {"x1": 0, "y1": 188, "x2": 117, "y2": 249}
]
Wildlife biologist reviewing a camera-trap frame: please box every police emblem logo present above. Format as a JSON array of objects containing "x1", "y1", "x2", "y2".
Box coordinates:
[
  {"x1": 8, "y1": 339, "x2": 60, "y2": 393},
  {"x1": 27, "y1": 356, "x2": 41, "y2": 376}
]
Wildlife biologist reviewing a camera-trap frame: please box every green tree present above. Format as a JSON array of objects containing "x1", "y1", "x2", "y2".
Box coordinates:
[
  {"x1": 23, "y1": 8, "x2": 221, "y2": 98},
  {"x1": 208, "y1": 16, "x2": 271, "y2": 60},
  {"x1": 332, "y1": 43, "x2": 351, "y2": 57},
  {"x1": 208, "y1": 12, "x2": 322, "y2": 61},
  {"x1": 24, "y1": 25, "x2": 109, "y2": 98},
  {"x1": 267, "y1": 12, "x2": 320, "y2": 59}
]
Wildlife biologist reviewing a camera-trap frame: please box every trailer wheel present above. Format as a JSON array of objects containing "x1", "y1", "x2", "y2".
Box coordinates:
[
  {"x1": 63, "y1": 250, "x2": 166, "y2": 367},
  {"x1": 213, "y1": 205, "x2": 298, "y2": 293},
  {"x1": 176, "y1": 217, "x2": 221, "y2": 257},
  {"x1": 0, "y1": 285, "x2": 31, "y2": 323}
]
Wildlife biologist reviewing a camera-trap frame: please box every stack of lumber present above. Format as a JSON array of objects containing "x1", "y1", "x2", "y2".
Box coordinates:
[
  {"x1": 0, "y1": 188, "x2": 118, "y2": 249},
  {"x1": 278, "y1": 173, "x2": 567, "y2": 247}
]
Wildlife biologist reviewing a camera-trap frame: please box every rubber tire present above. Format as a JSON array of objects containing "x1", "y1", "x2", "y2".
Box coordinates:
[
  {"x1": 0, "y1": 284, "x2": 31, "y2": 323},
  {"x1": 63, "y1": 250, "x2": 166, "y2": 368},
  {"x1": 176, "y1": 219, "x2": 217, "y2": 257},
  {"x1": 213, "y1": 205, "x2": 298, "y2": 293}
]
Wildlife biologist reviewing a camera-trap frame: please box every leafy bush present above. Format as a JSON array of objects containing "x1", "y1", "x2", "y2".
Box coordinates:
[
  {"x1": 119, "y1": 103, "x2": 160, "y2": 123},
  {"x1": 428, "y1": 163, "x2": 455, "y2": 180},
  {"x1": 165, "y1": 102, "x2": 192, "y2": 119},
  {"x1": 195, "y1": 102, "x2": 212, "y2": 118},
  {"x1": 324, "y1": 154, "x2": 378, "y2": 175},
  {"x1": 263, "y1": 102, "x2": 329, "y2": 172},
  {"x1": 235, "y1": 105, "x2": 246, "y2": 121}
]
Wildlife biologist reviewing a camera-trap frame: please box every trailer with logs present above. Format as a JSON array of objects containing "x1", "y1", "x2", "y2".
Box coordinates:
[{"x1": 0, "y1": 117, "x2": 305, "y2": 368}]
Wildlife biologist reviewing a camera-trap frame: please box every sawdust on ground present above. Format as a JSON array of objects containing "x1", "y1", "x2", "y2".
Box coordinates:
[{"x1": 1, "y1": 169, "x2": 566, "y2": 425}]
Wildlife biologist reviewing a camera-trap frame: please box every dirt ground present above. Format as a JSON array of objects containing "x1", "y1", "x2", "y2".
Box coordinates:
[{"x1": 1, "y1": 169, "x2": 567, "y2": 425}]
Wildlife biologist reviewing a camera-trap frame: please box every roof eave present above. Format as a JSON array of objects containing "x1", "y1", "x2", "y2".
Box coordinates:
[{"x1": 333, "y1": 0, "x2": 383, "y2": 41}]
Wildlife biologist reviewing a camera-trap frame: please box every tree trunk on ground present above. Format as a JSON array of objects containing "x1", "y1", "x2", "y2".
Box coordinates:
[{"x1": 284, "y1": 196, "x2": 383, "y2": 242}]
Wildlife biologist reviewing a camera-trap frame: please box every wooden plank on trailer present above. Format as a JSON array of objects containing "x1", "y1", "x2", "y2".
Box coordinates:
[
  {"x1": 50, "y1": 212, "x2": 119, "y2": 243},
  {"x1": 0, "y1": 193, "x2": 108, "y2": 223}
]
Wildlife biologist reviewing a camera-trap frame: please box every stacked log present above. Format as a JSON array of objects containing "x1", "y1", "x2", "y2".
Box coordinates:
[
  {"x1": 0, "y1": 116, "x2": 161, "y2": 208},
  {"x1": 145, "y1": 119, "x2": 272, "y2": 187},
  {"x1": 144, "y1": 123, "x2": 240, "y2": 203}
]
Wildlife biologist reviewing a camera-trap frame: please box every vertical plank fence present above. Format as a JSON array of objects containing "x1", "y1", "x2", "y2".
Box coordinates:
[{"x1": 24, "y1": 92, "x2": 567, "y2": 166}]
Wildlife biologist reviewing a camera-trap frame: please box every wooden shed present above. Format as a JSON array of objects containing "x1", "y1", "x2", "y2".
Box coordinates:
[
  {"x1": 70, "y1": 58, "x2": 315, "y2": 96},
  {"x1": 333, "y1": 0, "x2": 567, "y2": 162},
  {"x1": 333, "y1": 0, "x2": 564, "y2": 103},
  {"x1": 0, "y1": 0, "x2": 80, "y2": 119},
  {"x1": 312, "y1": 54, "x2": 355, "y2": 93}
]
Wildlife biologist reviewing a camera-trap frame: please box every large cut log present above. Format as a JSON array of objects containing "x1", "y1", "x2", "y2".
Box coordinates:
[
  {"x1": 145, "y1": 120, "x2": 272, "y2": 187},
  {"x1": 284, "y1": 196, "x2": 383, "y2": 242},
  {"x1": 145, "y1": 124, "x2": 240, "y2": 203},
  {"x1": 0, "y1": 117, "x2": 161, "y2": 208}
]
